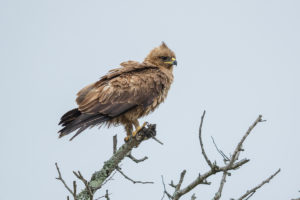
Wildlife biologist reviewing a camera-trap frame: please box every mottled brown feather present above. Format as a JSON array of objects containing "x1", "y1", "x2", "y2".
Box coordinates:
[{"x1": 58, "y1": 42, "x2": 176, "y2": 140}]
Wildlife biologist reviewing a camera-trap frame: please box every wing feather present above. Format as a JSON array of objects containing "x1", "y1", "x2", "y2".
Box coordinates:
[{"x1": 75, "y1": 61, "x2": 167, "y2": 117}]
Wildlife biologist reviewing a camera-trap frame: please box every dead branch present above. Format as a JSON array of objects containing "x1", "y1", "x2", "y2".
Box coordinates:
[
  {"x1": 95, "y1": 190, "x2": 112, "y2": 200},
  {"x1": 173, "y1": 159, "x2": 249, "y2": 200},
  {"x1": 213, "y1": 171, "x2": 228, "y2": 200},
  {"x1": 198, "y1": 111, "x2": 214, "y2": 169},
  {"x1": 126, "y1": 151, "x2": 148, "y2": 163},
  {"x1": 161, "y1": 175, "x2": 173, "y2": 200},
  {"x1": 175, "y1": 170, "x2": 187, "y2": 192},
  {"x1": 73, "y1": 123, "x2": 157, "y2": 200},
  {"x1": 116, "y1": 166, "x2": 154, "y2": 184},
  {"x1": 105, "y1": 190, "x2": 110, "y2": 200},
  {"x1": 212, "y1": 115, "x2": 265, "y2": 200},
  {"x1": 113, "y1": 135, "x2": 117, "y2": 154},
  {"x1": 161, "y1": 114, "x2": 279, "y2": 200},
  {"x1": 236, "y1": 169, "x2": 281, "y2": 200},
  {"x1": 56, "y1": 112, "x2": 282, "y2": 200},
  {"x1": 55, "y1": 162, "x2": 77, "y2": 199},
  {"x1": 73, "y1": 171, "x2": 93, "y2": 200},
  {"x1": 211, "y1": 136, "x2": 230, "y2": 162},
  {"x1": 191, "y1": 194, "x2": 196, "y2": 200},
  {"x1": 229, "y1": 115, "x2": 264, "y2": 166}
]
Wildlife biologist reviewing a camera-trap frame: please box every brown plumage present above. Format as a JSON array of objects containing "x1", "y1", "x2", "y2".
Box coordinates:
[{"x1": 58, "y1": 42, "x2": 177, "y2": 140}]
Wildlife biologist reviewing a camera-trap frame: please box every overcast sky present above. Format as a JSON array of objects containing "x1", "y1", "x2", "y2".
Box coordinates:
[{"x1": 0, "y1": 0, "x2": 299, "y2": 199}]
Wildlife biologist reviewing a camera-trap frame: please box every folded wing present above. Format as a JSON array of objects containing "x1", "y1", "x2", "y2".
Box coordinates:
[{"x1": 76, "y1": 62, "x2": 167, "y2": 118}]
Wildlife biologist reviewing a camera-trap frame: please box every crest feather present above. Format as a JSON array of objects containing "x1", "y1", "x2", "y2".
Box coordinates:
[{"x1": 161, "y1": 41, "x2": 168, "y2": 48}]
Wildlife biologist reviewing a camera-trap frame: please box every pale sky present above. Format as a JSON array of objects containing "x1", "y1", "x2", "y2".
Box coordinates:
[{"x1": 0, "y1": 0, "x2": 299, "y2": 199}]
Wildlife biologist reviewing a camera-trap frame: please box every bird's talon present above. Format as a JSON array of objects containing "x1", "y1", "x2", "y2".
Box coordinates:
[
  {"x1": 132, "y1": 122, "x2": 148, "y2": 137},
  {"x1": 124, "y1": 136, "x2": 130, "y2": 142}
]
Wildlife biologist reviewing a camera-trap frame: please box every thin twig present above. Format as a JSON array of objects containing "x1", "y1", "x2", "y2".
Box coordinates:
[
  {"x1": 175, "y1": 170, "x2": 187, "y2": 192},
  {"x1": 211, "y1": 136, "x2": 230, "y2": 162},
  {"x1": 161, "y1": 175, "x2": 173, "y2": 200},
  {"x1": 236, "y1": 169, "x2": 281, "y2": 200},
  {"x1": 55, "y1": 163, "x2": 76, "y2": 199},
  {"x1": 116, "y1": 167, "x2": 154, "y2": 184},
  {"x1": 152, "y1": 136, "x2": 164, "y2": 145},
  {"x1": 172, "y1": 158, "x2": 249, "y2": 200},
  {"x1": 213, "y1": 171, "x2": 228, "y2": 200},
  {"x1": 169, "y1": 180, "x2": 176, "y2": 188},
  {"x1": 113, "y1": 135, "x2": 117, "y2": 154},
  {"x1": 229, "y1": 115, "x2": 263, "y2": 167},
  {"x1": 73, "y1": 181, "x2": 77, "y2": 197},
  {"x1": 127, "y1": 152, "x2": 148, "y2": 163},
  {"x1": 191, "y1": 194, "x2": 196, "y2": 200},
  {"x1": 73, "y1": 171, "x2": 93, "y2": 199},
  {"x1": 213, "y1": 115, "x2": 264, "y2": 200},
  {"x1": 95, "y1": 190, "x2": 112, "y2": 200},
  {"x1": 105, "y1": 190, "x2": 110, "y2": 200},
  {"x1": 101, "y1": 170, "x2": 117, "y2": 187},
  {"x1": 198, "y1": 111, "x2": 214, "y2": 169}
]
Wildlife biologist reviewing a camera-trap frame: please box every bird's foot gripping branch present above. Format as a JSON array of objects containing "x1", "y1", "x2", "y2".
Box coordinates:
[
  {"x1": 124, "y1": 122, "x2": 156, "y2": 142},
  {"x1": 56, "y1": 123, "x2": 158, "y2": 200}
]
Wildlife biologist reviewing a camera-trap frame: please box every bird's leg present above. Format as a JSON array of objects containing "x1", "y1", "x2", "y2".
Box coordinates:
[
  {"x1": 132, "y1": 120, "x2": 147, "y2": 137},
  {"x1": 124, "y1": 123, "x2": 133, "y2": 142}
]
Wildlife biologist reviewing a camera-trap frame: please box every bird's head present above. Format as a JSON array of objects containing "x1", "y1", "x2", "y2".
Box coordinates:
[{"x1": 144, "y1": 42, "x2": 177, "y2": 68}]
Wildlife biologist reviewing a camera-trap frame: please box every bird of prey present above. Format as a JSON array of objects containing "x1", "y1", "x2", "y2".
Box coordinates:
[{"x1": 58, "y1": 42, "x2": 177, "y2": 141}]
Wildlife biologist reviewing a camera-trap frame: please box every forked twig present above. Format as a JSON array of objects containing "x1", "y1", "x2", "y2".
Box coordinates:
[
  {"x1": 161, "y1": 176, "x2": 173, "y2": 200},
  {"x1": 73, "y1": 171, "x2": 93, "y2": 199},
  {"x1": 55, "y1": 163, "x2": 77, "y2": 199},
  {"x1": 213, "y1": 115, "x2": 265, "y2": 200}
]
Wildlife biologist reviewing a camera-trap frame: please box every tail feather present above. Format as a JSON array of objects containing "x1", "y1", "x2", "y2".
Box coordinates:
[
  {"x1": 59, "y1": 108, "x2": 81, "y2": 126},
  {"x1": 58, "y1": 108, "x2": 110, "y2": 140}
]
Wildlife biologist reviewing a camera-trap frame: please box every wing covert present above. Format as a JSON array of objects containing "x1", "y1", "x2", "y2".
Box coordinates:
[{"x1": 76, "y1": 63, "x2": 167, "y2": 118}]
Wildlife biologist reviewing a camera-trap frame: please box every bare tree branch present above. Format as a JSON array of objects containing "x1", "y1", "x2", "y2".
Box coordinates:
[
  {"x1": 113, "y1": 135, "x2": 117, "y2": 154},
  {"x1": 74, "y1": 124, "x2": 157, "y2": 200},
  {"x1": 191, "y1": 194, "x2": 196, "y2": 200},
  {"x1": 152, "y1": 136, "x2": 164, "y2": 145},
  {"x1": 73, "y1": 171, "x2": 93, "y2": 199},
  {"x1": 236, "y1": 169, "x2": 281, "y2": 200},
  {"x1": 167, "y1": 114, "x2": 276, "y2": 200},
  {"x1": 198, "y1": 110, "x2": 214, "y2": 169},
  {"x1": 73, "y1": 181, "x2": 77, "y2": 198},
  {"x1": 175, "y1": 170, "x2": 187, "y2": 192},
  {"x1": 105, "y1": 190, "x2": 110, "y2": 200},
  {"x1": 230, "y1": 115, "x2": 264, "y2": 167},
  {"x1": 212, "y1": 115, "x2": 265, "y2": 200},
  {"x1": 55, "y1": 162, "x2": 76, "y2": 199},
  {"x1": 211, "y1": 136, "x2": 230, "y2": 162},
  {"x1": 161, "y1": 176, "x2": 173, "y2": 200},
  {"x1": 101, "y1": 170, "x2": 117, "y2": 187},
  {"x1": 127, "y1": 151, "x2": 148, "y2": 163},
  {"x1": 173, "y1": 158, "x2": 249, "y2": 200},
  {"x1": 57, "y1": 112, "x2": 281, "y2": 200},
  {"x1": 116, "y1": 166, "x2": 154, "y2": 184},
  {"x1": 213, "y1": 171, "x2": 228, "y2": 200}
]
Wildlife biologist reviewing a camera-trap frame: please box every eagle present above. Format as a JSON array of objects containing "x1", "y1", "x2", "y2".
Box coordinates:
[{"x1": 58, "y1": 42, "x2": 177, "y2": 141}]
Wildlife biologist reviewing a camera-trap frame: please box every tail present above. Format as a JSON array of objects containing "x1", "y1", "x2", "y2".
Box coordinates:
[{"x1": 58, "y1": 108, "x2": 110, "y2": 141}]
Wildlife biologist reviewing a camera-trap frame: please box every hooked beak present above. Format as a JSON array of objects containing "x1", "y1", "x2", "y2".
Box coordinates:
[{"x1": 164, "y1": 57, "x2": 177, "y2": 66}]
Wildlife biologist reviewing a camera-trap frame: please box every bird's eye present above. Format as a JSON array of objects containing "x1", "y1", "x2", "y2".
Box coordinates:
[{"x1": 160, "y1": 56, "x2": 169, "y2": 61}]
